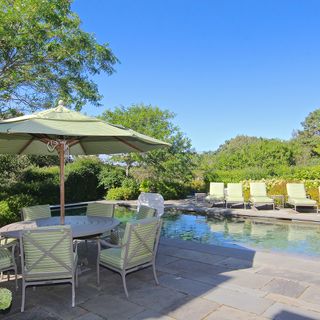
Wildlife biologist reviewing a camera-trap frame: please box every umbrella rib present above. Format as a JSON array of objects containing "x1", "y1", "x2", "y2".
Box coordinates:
[
  {"x1": 115, "y1": 137, "x2": 144, "y2": 152},
  {"x1": 18, "y1": 137, "x2": 35, "y2": 154}
]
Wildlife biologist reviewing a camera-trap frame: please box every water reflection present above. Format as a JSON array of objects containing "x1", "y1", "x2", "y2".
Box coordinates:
[{"x1": 161, "y1": 213, "x2": 320, "y2": 257}]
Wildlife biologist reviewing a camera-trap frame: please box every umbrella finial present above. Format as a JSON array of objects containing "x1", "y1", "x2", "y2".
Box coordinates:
[{"x1": 58, "y1": 100, "x2": 64, "y2": 107}]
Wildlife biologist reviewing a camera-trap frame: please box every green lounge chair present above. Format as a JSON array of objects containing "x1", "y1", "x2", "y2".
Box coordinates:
[
  {"x1": 97, "y1": 217, "x2": 162, "y2": 298},
  {"x1": 22, "y1": 204, "x2": 51, "y2": 221},
  {"x1": 205, "y1": 182, "x2": 225, "y2": 206},
  {"x1": 286, "y1": 183, "x2": 318, "y2": 213},
  {"x1": 0, "y1": 235, "x2": 18, "y2": 290},
  {"x1": 226, "y1": 183, "x2": 246, "y2": 209},
  {"x1": 20, "y1": 226, "x2": 78, "y2": 312},
  {"x1": 250, "y1": 182, "x2": 275, "y2": 210}
]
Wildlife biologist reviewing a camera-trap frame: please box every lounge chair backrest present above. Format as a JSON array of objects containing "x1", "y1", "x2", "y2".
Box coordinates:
[
  {"x1": 22, "y1": 204, "x2": 51, "y2": 221},
  {"x1": 227, "y1": 183, "x2": 243, "y2": 197},
  {"x1": 250, "y1": 183, "x2": 267, "y2": 197},
  {"x1": 121, "y1": 218, "x2": 161, "y2": 269},
  {"x1": 287, "y1": 183, "x2": 307, "y2": 199},
  {"x1": 209, "y1": 182, "x2": 225, "y2": 196},
  {"x1": 20, "y1": 226, "x2": 74, "y2": 279},
  {"x1": 86, "y1": 202, "x2": 115, "y2": 218},
  {"x1": 136, "y1": 205, "x2": 156, "y2": 220}
]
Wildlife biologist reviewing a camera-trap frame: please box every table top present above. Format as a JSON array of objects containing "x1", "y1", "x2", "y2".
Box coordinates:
[{"x1": 0, "y1": 216, "x2": 120, "y2": 238}]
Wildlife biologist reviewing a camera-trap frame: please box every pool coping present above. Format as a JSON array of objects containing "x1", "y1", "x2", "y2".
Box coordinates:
[{"x1": 115, "y1": 199, "x2": 320, "y2": 224}]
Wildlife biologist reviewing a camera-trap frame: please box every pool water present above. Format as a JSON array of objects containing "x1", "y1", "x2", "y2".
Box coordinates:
[
  {"x1": 161, "y1": 212, "x2": 320, "y2": 257},
  {"x1": 98, "y1": 207, "x2": 320, "y2": 257}
]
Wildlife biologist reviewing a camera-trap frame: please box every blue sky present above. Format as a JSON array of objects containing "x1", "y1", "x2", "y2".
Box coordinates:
[{"x1": 72, "y1": 0, "x2": 320, "y2": 152}]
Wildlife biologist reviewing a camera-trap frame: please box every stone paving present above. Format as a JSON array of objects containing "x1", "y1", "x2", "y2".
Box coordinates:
[{"x1": 2, "y1": 236, "x2": 320, "y2": 320}]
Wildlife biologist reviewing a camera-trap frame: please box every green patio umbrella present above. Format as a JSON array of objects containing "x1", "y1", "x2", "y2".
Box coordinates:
[{"x1": 0, "y1": 101, "x2": 170, "y2": 224}]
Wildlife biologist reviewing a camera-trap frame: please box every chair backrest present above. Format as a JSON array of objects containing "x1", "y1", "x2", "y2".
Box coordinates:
[
  {"x1": 86, "y1": 202, "x2": 115, "y2": 217},
  {"x1": 136, "y1": 205, "x2": 156, "y2": 220},
  {"x1": 227, "y1": 183, "x2": 243, "y2": 197},
  {"x1": 209, "y1": 182, "x2": 225, "y2": 196},
  {"x1": 20, "y1": 226, "x2": 74, "y2": 279},
  {"x1": 287, "y1": 183, "x2": 307, "y2": 199},
  {"x1": 22, "y1": 204, "x2": 51, "y2": 221},
  {"x1": 121, "y1": 218, "x2": 162, "y2": 269},
  {"x1": 250, "y1": 182, "x2": 267, "y2": 197},
  {"x1": 138, "y1": 193, "x2": 164, "y2": 217}
]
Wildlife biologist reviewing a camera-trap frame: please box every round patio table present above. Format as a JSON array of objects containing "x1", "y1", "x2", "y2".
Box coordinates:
[{"x1": 0, "y1": 216, "x2": 120, "y2": 239}]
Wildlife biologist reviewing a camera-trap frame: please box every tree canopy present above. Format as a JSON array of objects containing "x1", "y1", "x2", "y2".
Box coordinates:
[
  {"x1": 0, "y1": 0, "x2": 117, "y2": 113},
  {"x1": 100, "y1": 104, "x2": 195, "y2": 198}
]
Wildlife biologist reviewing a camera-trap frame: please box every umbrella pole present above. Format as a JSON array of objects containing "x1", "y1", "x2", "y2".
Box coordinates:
[{"x1": 59, "y1": 144, "x2": 65, "y2": 225}]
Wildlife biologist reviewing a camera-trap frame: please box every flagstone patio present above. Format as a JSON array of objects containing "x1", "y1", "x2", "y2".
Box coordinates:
[{"x1": 2, "y1": 236, "x2": 320, "y2": 320}]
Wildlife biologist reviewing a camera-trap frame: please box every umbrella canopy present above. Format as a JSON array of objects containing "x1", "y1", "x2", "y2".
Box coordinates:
[{"x1": 0, "y1": 101, "x2": 170, "y2": 224}]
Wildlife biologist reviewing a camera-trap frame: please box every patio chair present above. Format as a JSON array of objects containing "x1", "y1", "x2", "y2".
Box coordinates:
[
  {"x1": 250, "y1": 182, "x2": 275, "y2": 210},
  {"x1": 109, "y1": 205, "x2": 157, "y2": 245},
  {"x1": 286, "y1": 183, "x2": 318, "y2": 213},
  {"x1": 22, "y1": 204, "x2": 51, "y2": 221},
  {"x1": 97, "y1": 217, "x2": 162, "y2": 298},
  {"x1": 205, "y1": 182, "x2": 225, "y2": 206},
  {"x1": 226, "y1": 183, "x2": 246, "y2": 209},
  {"x1": 84, "y1": 202, "x2": 115, "y2": 244},
  {"x1": 86, "y1": 202, "x2": 115, "y2": 218},
  {"x1": 20, "y1": 226, "x2": 78, "y2": 312},
  {"x1": 0, "y1": 235, "x2": 18, "y2": 290}
]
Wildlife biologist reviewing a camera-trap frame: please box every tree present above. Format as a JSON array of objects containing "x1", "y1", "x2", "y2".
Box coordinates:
[
  {"x1": 0, "y1": 0, "x2": 117, "y2": 113},
  {"x1": 100, "y1": 104, "x2": 195, "y2": 198},
  {"x1": 294, "y1": 109, "x2": 320, "y2": 158}
]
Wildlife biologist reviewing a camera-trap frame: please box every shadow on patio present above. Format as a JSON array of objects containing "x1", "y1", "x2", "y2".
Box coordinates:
[
  {"x1": 2, "y1": 236, "x2": 320, "y2": 319},
  {"x1": 1, "y1": 236, "x2": 257, "y2": 320}
]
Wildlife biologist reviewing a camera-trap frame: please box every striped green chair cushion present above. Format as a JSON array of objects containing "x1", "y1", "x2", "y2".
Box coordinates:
[
  {"x1": 136, "y1": 205, "x2": 156, "y2": 220},
  {"x1": 86, "y1": 202, "x2": 115, "y2": 217},
  {"x1": 22, "y1": 204, "x2": 51, "y2": 221},
  {"x1": 0, "y1": 248, "x2": 12, "y2": 269},
  {"x1": 22, "y1": 226, "x2": 75, "y2": 280},
  {"x1": 101, "y1": 218, "x2": 160, "y2": 271},
  {"x1": 121, "y1": 218, "x2": 159, "y2": 262},
  {"x1": 100, "y1": 248, "x2": 123, "y2": 268}
]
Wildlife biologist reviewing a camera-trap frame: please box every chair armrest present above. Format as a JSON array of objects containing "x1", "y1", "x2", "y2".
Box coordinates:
[
  {"x1": 73, "y1": 240, "x2": 79, "y2": 255},
  {"x1": 99, "y1": 239, "x2": 125, "y2": 249}
]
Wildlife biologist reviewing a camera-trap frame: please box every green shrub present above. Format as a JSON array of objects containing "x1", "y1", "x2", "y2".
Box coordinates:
[
  {"x1": 0, "y1": 201, "x2": 14, "y2": 227},
  {"x1": 106, "y1": 187, "x2": 136, "y2": 200},
  {"x1": 65, "y1": 157, "x2": 104, "y2": 203},
  {"x1": 98, "y1": 165, "x2": 126, "y2": 190}
]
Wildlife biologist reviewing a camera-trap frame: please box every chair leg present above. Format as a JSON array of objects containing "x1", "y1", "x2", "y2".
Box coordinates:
[
  {"x1": 121, "y1": 271, "x2": 129, "y2": 298},
  {"x1": 75, "y1": 267, "x2": 78, "y2": 288},
  {"x1": 14, "y1": 265, "x2": 18, "y2": 290},
  {"x1": 72, "y1": 279, "x2": 75, "y2": 307},
  {"x1": 97, "y1": 263, "x2": 100, "y2": 286},
  {"x1": 21, "y1": 281, "x2": 26, "y2": 312},
  {"x1": 152, "y1": 263, "x2": 159, "y2": 285}
]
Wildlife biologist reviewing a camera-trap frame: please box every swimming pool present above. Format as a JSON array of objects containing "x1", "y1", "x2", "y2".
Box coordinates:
[{"x1": 160, "y1": 212, "x2": 320, "y2": 257}]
